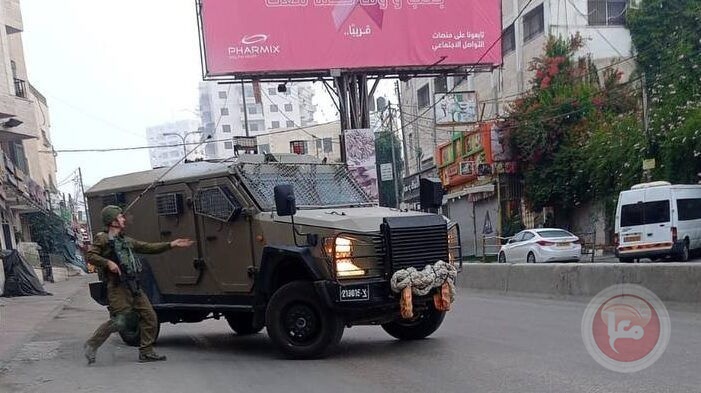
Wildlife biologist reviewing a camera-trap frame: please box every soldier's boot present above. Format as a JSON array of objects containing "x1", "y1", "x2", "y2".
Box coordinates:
[
  {"x1": 83, "y1": 342, "x2": 97, "y2": 365},
  {"x1": 138, "y1": 351, "x2": 167, "y2": 363}
]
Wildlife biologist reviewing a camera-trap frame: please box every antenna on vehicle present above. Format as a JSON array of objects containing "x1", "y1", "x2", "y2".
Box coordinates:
[{"x1": 124, "y1": 135, "x2": 213, "y2": 213}]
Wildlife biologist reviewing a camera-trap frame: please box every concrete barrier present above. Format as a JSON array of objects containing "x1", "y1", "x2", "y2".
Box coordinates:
[{"x1": 457, "y1": 262, "x2": 701, "y2": 303}]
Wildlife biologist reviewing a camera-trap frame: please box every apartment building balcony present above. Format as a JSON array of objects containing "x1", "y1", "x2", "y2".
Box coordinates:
[{"x1": 0, "y1": 80, "x2": 38, "y2": 141}]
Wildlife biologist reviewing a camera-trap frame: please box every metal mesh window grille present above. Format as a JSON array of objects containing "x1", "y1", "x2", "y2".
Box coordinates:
[
  {"x1": 194, "y1": 186, "x2": 241, "y2": 222},
  {"x1": 236, "y1": 163, "x2": 371, "y2": 210},
  {"x1": 156, "y1": 193, "x2": 181, "y2": 216}
]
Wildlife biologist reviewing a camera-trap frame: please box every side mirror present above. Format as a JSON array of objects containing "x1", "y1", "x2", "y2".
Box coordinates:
[
  {"x1": 420, "y1": 177, "x2": 444, "y2": 211},
  {"x1": 274, "y1": 184, "x2": 297, "y2": 216}
]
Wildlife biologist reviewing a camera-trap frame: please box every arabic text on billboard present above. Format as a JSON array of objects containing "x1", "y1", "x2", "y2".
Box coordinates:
[
  {"x1": 344, "y1": 128, "x2": 378, "y2": 200},
  {"x1": 200, "y1": 0, "x2": 502, "y2": 77}
]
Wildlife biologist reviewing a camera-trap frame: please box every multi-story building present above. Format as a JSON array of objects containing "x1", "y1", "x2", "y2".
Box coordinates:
[
  {"x1": 0, "y1": 0, "x2": 58, "y2": 249},
  {"x1": 146, "y1": 119, "x2": 203, "y2": 168},
  {"x1": 199, "y1": 81, "x2": 316, "y2": 160},
  {"x1": 256, "y1": 121, "x2": 343, "y2": 163},
  {"x1": 400, "y1": 0, "x2": 636, "y2": 255}
]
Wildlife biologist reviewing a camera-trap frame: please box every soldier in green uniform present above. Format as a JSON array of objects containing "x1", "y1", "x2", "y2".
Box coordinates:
[{"x1": 83, "y1": 205, "x2": 194, "y2": 364}]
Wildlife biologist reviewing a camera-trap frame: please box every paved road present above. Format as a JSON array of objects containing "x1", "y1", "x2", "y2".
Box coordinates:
[{"x1": 1, "y1": 285, "x2": 700, "y2": 393}]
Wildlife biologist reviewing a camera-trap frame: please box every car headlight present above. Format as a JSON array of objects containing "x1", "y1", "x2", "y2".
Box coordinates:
[
  {"x1": 324, "y1": 235, "x2": 382, "y2": 278},
  {"x1": 448, "y1": 223, "x2": 462, "y2": 268}
]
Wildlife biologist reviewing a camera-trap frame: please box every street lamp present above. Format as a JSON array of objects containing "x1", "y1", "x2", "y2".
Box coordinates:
[{"x1": 163, "y1": 131, "x2": 203, "y2": 161}]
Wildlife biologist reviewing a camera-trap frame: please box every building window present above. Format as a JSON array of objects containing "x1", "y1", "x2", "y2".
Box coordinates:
[
  {"x1": 588, "y1": 0, "x2": 627, "y2": 26},
  {"x1": 224, "y1": 141, "x2": 233, "y2": 150},
  {"x1": 250, "y1": 123, "x2": 260, "y2": 132},
  {"x1": 220, "y1": 107, "x2": 229, "y2": 116},
  {"x1": 218, "y1": 91, "x2": 227, "y2": 99},
  {"x1": 417, "y1": 84, "x2": 430, "y2": 108},
  {"x1": 222, "y1": 124, "x2": 232, "y2": 133},
  {"x1": 434, "y1": 77, "x2": 448, "y2": 94},
  {"x1": 502, "y1": 23, "x2": 516, "y2": 55},
  {"x1": 248, "y1": 105, "x2": 257, "y2": 115},
  {"x1": 270, "y1": 104, "x2": 279, "y2": 112},
  {"x1": 323, "y1": 138, "x2": 333, "y2": 153},
  {"x1": 290, "y1": 140, "x2": 307, "y2": 155},
  {"x1": 244, "y1": 86, "x2": 254, "y2": 97},
  {"x1": 523, "y1": 4, "x2": 544, "y2": 42},
  {"x1": 284, "y1": 103, "x2": 293, "y2": 112},
  {"x1": 271, "y1": 121, "x2": 280, "y2": 129},
  {"x1": 286, "y1": 120, "x2": 295, "y2": 128},
  {"x1": 268, "y1": 88, "x2": 276, "y2": 95}
]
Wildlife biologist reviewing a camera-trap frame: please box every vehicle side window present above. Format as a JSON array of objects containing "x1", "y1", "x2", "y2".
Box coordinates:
[
  {"x1": 194, "y1": 186, "x2": 242, "y2": 222},
  {"x1": 510, "y1": 232, "x2": 524, "y2": 243},
  {"x1": 678, "y1": 198, "x2": 701, "y2": 221},
  {"x1": 522, "y1": 232, "x2": 535, "y2": 241}
]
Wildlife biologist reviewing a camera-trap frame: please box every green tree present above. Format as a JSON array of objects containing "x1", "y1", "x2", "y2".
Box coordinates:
[
  {"x1": 375, "y1": 114, "x2": 404, "y2": 208},
  {"x1": 505, "y1": 34, "x2": 641, "y2": 212},
  {"x1": 628, "y1": 0, "x2": 701, "y2": 182}
]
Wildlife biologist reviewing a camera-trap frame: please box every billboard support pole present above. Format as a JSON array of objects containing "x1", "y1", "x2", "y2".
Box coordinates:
[
  {"x1": 241, "y1": 81, "x2": 250, "y2": 137},
  {"x1": 336, "y1": 73, "x2": 372, "y2": 164}
]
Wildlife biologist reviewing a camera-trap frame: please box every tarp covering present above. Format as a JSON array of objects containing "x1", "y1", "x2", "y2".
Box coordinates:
[{"x1": 1, "y1": 250, "x2": 51, "y2": 297}]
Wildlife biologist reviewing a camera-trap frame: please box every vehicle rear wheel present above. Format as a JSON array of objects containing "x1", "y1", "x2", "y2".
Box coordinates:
[
  {"x1": 265, "y1": 281, "x2": 344, "y2": 359},
  {"x1": 527, "y1": 252, "x2": 536, "y2": 264},
  {"x1": 381, "y1": 304, "x2": 446, "y2": 340},
  {"x1": 676, "y1": 242, "x2": 690, "y2": 262},
  {"x1": 225, "y1": 312, "x2": 264, "y2": 336},
  {"x1": 498, "y1": 252, "x2": 506, "y2": 264},
  {"x1": 118, "y1": 312, "x2": 160, "y2": 347}
]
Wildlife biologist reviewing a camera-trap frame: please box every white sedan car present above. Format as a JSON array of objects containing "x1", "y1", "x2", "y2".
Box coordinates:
[{"x1": 498, "y1": 228, "x2": 582, "y2": 264}]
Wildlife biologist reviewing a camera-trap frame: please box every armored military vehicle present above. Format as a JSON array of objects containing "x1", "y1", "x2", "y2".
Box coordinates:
[{"x1": 85, "y1": 154, "x2": 462, "y2": 358}]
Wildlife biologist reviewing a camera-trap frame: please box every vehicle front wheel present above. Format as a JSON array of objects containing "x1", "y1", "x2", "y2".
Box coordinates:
[
  {"x1": 498, "y1": 252, "x2": 506, "y2": 264},
  {"x1": 225, "y1": 312, "x2": 264, "y2": 336},
  {"x1": 265, "y1": 281, "x2": 344, "y2": 359},
  {"x1": 381, "y1": 305, "x2": 446, "y2": 340}
]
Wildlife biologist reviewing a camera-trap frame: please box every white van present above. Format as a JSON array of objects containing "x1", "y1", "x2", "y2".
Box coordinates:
[{"x1": 615, "y1": 181, "x2": 701, "y2": 262}]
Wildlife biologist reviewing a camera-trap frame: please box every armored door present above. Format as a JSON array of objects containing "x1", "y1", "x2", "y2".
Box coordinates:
[
  {"x1": 154, "y1": 184, "x2": 202, "y2": 286},
  {"x1": 193, "y1": 178, "x2": 254, "y2": 293}
]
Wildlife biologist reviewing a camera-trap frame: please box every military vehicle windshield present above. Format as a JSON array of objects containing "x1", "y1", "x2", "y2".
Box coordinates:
[{"x1": 235, "y1": 163, "x2": 373, "y2": 210}]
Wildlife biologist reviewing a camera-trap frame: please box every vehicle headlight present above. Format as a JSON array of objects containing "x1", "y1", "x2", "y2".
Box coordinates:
[
  {"x1": 448, "y1": 223, "x2": 462, "y2": 268},
  {"x1": 324, "y1": 236, "x2": 379, "y2": 278}
]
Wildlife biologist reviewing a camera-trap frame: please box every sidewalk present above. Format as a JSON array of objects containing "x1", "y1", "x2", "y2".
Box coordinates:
[{"x1": 0, "y1": 275, "x2": 92, "y2": 367}]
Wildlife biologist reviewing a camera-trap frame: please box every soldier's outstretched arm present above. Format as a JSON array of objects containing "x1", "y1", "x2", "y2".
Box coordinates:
[{"x1": 127, "y1": 237, "x2": 172, "y2": 254}]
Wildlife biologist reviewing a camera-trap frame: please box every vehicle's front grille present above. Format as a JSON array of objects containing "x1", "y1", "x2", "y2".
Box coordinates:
[{"x1": 383, "y1": 216, "x2": 448, "y2": 271}]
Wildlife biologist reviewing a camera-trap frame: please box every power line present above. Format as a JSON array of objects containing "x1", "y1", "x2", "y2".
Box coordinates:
[{"x1": 40, "y1": 138, "x2": 233, "y2": 154}]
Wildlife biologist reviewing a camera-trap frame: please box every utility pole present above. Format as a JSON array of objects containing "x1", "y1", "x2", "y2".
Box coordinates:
[
  {"x1": 387, "y1": 103, "x2": 401, "y2": 208},
  {"x1": 78, "y1": 167, "x2": 92, "y2": 240},
  {"x1": 395, "y1": 81, "x2": 409, "y2": 174},
  {"x1": 641, "y1": 74, "x2": 652, "y2": 182},
  {"x1": 241, "y1": 80, "x2": 250, "y2": 137}
]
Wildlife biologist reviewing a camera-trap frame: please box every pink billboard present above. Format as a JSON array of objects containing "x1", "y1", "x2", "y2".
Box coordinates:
[{"x1": 200, "y1": 0, "x2": 502, "y2": 77}]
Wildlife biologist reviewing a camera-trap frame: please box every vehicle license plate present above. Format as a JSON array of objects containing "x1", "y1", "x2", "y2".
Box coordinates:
[
  {"x1": 556, "y1": 242, "x2": 570, "y2": 248},
  {"x1": 624, "y1": 234, "x2": 641, "y2": 242},
  {"x1": 339, "y1": 285, "x2": 370, "y2": 301}
]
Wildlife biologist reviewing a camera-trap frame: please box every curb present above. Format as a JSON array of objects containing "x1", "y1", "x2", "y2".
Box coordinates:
[{"x1": 0, "y1": 276, "x2": 89, "y2": 372}]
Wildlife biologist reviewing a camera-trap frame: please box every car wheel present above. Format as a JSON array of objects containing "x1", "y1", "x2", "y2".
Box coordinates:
[
  {"x1": 676, "y1": 242, "x2": 690, "y2": 262},
  {"x1": 527, "y1": 252, "x2": 536, "y2": 264},
  {"x1": 118, "y1": 312, "x2": 160, "y2": 347},
  {"x1": 498, "y1": 252, "x2": 506, "y2": 264},
  {"x1": 225, "y1": 312, "x2": 264, "y2": 336},
  {"x1": 265, "y1": 281, "x2": 344, "y2": 359},
  {"x1": 381, "y1": 304, "x2": 446, "y2": 340}
]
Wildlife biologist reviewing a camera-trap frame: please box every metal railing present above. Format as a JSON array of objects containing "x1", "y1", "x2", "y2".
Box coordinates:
[{"x1": 482, "y1": 235, "x2": 512, "y2": 262}]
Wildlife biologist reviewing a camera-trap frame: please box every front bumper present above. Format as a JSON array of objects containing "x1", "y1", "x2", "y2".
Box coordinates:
[{"x1": 314, "y1": 279, "x2": 438, "y2": 324}]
